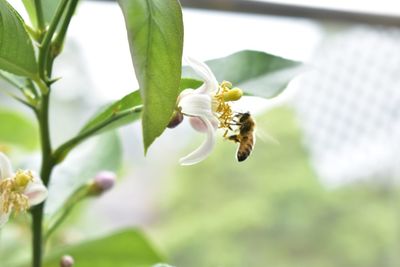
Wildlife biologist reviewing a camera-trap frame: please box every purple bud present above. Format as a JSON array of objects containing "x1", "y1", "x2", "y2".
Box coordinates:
[
  {"x1": 167, "y1": 110, "x2": 184, "y2": 128},
  {"x1": 94, "y1": 171, "x2": 116, "y2": 192},
  {"x1": 60, "y1": 255, "x2": 74, "y2": 267}
]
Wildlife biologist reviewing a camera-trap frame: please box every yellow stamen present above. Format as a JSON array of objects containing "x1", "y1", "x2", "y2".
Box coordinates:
[
  {"x1": 0, "y1": 171, "x2": 33, "y2": 215},
  {"x1": 213, "y1": 81, "x2": 243, "y2": 130},
  {"x1": 223, "y1": 88, "x2": 243, "y2": 102},
  {"x1": 15, "y1": 170, "x2": 34, "y2": 188}
]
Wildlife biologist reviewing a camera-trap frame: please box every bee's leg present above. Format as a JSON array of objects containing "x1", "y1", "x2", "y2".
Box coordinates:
[{"x1": 227, "y1": 134, "x2": 240, "y2": 143}]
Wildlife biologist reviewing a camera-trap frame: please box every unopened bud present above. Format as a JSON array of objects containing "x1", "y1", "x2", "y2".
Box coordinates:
[
  {"x1": 89, "y1": 171, "x2": 116, "y2": 195},
  {"x1": 60, "y1": 255, "x2": 74, "y2": 267},
  {"x1": 167, "y1": 110, "x2": 184, "y2": 128},
  {"x1": 223, "y1": 88, "x2": 243, "y2": 102}
]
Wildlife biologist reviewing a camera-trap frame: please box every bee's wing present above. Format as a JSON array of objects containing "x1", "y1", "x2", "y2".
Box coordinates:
[{"x1": 255, "y1": 127, "x2": 280, "y2": 146}]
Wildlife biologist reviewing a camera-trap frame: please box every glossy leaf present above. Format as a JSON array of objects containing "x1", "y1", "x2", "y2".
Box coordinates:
[
  {"x1": 119, "y1": 0, "x2": 184, "y2": 153},
  {"x1": 44, "y1": 229, "x2": 165, "y2": 267},
  {"x1": 0, "y1": 108, "x2": 39, "y2": 150},
  {"x1": 0, "y1": 0, "x2": 38, "y2": 78},
  {"x1": 45, "y1": 132, "x2": 122, "y2": 216},
  {"x1": 183, "y1": 50, "x2": 302, "y2": 99}
]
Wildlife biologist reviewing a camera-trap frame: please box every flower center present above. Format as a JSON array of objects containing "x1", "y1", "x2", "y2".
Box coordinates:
[
  {"x1": 0, "y1": 170, "x2": 33, "y2": 214},
  {"x1": 213, "y1": 81, "x2": 243, "y2": 130}
]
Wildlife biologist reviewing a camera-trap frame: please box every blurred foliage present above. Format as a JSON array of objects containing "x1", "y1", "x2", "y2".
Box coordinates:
[
  {"x1": 152, "y1": 107, "x2": 400, "y2": 267},
  {"x1": 44, "y1": 229, "x2": 165, "y2": 267},
  {"x1": 46, "y1": 132, "x2": 122, "y2": 217},
  {"x1": 183, "y1": 50, "x2": 302, "y2": 99},
  {"x1": 0, "y1": 108, "x2": 39, "y2": 150}
]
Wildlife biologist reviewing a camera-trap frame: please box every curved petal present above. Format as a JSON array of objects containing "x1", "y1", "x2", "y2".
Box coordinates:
[
  {"x1": 24, "y1": 175, "x2": 48, "y2": 206},
  {"x1": 0, "y1": 153, "x2": 13, "y2": 180},
  {"x1": 189, "y1": 116, "x2": 219, "y2": 133},
  {"x1": 179, "y1": 93, "x2": 213, "y2": 117},
  {"x1": 185, "y1": 56, "x2": 218, "y2": 94},
  {"x1": 179, "y1": 116, "x2": 216, "y2": 166},
  {"x1": 177, "y1": 88, "x2": 195, "y2": 102}
]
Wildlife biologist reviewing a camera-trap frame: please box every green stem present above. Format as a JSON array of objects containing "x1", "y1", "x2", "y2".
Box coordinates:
[
  {"x1": 34, "y1": 0, "x2": 45, "y2": 31},
  {"x1": 45, "y1": 185, "x2": 89, "y2": 241},
  {"x1": 38, "y1": 0, "x2": 70, "y2": 80},
  {"x1": 53, "y1": 105, "x2": 143, "y2": 163},
  {"x1": 32, "y1": 94, "x2": 54, "y2": 267},
  {"x1": 50, "y1": 0, "x2": 80, "y2": 65}
]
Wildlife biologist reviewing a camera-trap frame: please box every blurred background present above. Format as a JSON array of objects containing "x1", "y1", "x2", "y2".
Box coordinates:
[{"x1": 1, "y1": 0, "x2": 400, "y2": 266}]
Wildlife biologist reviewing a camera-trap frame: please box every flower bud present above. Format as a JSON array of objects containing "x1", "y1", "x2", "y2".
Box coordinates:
[
  {"x1": 88, "y1": 171, "x2": 116, "y2": 196},
  {"x1": 167, "y1": 110, "x2": 184, "y2": 128},
  {"x1": 60, "y1": 255, "x2": 74, "y2": 267}
]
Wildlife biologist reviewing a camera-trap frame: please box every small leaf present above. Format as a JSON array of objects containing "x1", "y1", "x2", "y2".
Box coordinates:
[
  {"x1": 0, "y1": 0, "x2": 38, "y2": 78},
  {"x1": 46, "y1": 132, "x2": 122, "y2": 216},
  {"x1": 0, "y1": 108, "x2": 39, "y2": 150},
  {"x1": 42, "y1": 0, "x2": 61, "y2": 25},
  {"x1": 21, "y1": 0, "x2": 37, "y2": 27},
  {"x1": 22, "y1": 0, "x2": 61, "y2": 27},
  {"x1": 183, "y1": 50, "x2": 302, "y2": 99},
  {"x1": 119, "y1": 0, "x2": 184, "y2": 153},
  {"x1": 80, "y1": 90, "x2": 142, "y2": 135},
  {"x1": 44, "y1": 229, "x2": 165, "y2": 267}
]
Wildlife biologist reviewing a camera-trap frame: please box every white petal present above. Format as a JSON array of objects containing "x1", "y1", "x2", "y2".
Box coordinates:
[
  {"x1": 0, "y1": 153, "x2": 13, "y2": 180},
  {"x1": 186, "y1": 56, "x2": 218, "y2": 94},
  {"x1": 24, "y1": 175, "x2": 48, "y2": 206},
  {"x1": 179, "y1": 116, "x2": 216, "y2": 166},
  {"x1": 179, "y1": 93, "x2": 213, "y2": 118},
  {"x1": 189, "y1": 116, "x2": 219, "y2": 133}
]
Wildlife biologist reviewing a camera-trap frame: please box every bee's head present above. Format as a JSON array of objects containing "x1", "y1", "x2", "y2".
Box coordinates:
[{"x1": 237, "y1": 112, "x2": 251, "y2": 122}]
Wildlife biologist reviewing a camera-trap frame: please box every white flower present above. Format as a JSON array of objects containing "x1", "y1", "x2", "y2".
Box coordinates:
[
  {"x1": 0, "y1": 153, "x2": 48, "y2": 227},
  {"x1": 177, "y1": 57, "x2": 243, "y2": 165}
]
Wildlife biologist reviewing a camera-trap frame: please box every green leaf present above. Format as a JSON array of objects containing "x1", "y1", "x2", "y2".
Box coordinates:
[
  {"x1": 119, "y1": 0, "x2": 184, "y2": 153},
  {"x1": 21, "y1": 0, "x2": 37, "y2": 27},
  {"x1": 0, "y1": 108, "x2": 38, "y2": 150},
  {"x1": 44, "y1": 229, "x2": 165, "y2": 267},
  {"x1": 78, "y1": 79, "x2": 202, "y2": 141},
  {"x1": 183, "y1": 50, "x2": 302, "y2": 99},
  {"x1": 80, "y1": 90, "x2": 142, "y2": 135},
  {"x1": 42, "y1": 0, "x2": 60, "y2": 25},
  {"x1": 22, "y1": 0, "x2": 60, "y2": 27},
  {"x1": 0, "y1": 0, "x2": 38, "y2": 78},
  {"x1": 45, "y1": 132, "x2": 122, "y2": 216}
]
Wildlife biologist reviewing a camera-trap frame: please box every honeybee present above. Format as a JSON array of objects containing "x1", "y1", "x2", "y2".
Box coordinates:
[{"x1": 227, "y1": 112, "x2": 256, "y2": 162}]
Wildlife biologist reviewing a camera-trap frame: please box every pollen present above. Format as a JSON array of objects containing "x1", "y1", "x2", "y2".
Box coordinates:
[
  {"x1": 0, "y1": 170, "x2": 33, "y2": 215},
  {"x1": 213, "y1": 81, "x2": 243, "y2": 130}
]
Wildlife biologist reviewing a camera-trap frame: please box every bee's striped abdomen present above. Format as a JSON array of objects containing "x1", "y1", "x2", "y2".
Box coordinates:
[{"x1": 236, "y1": 134, "x2": 254, "y2": 162}]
